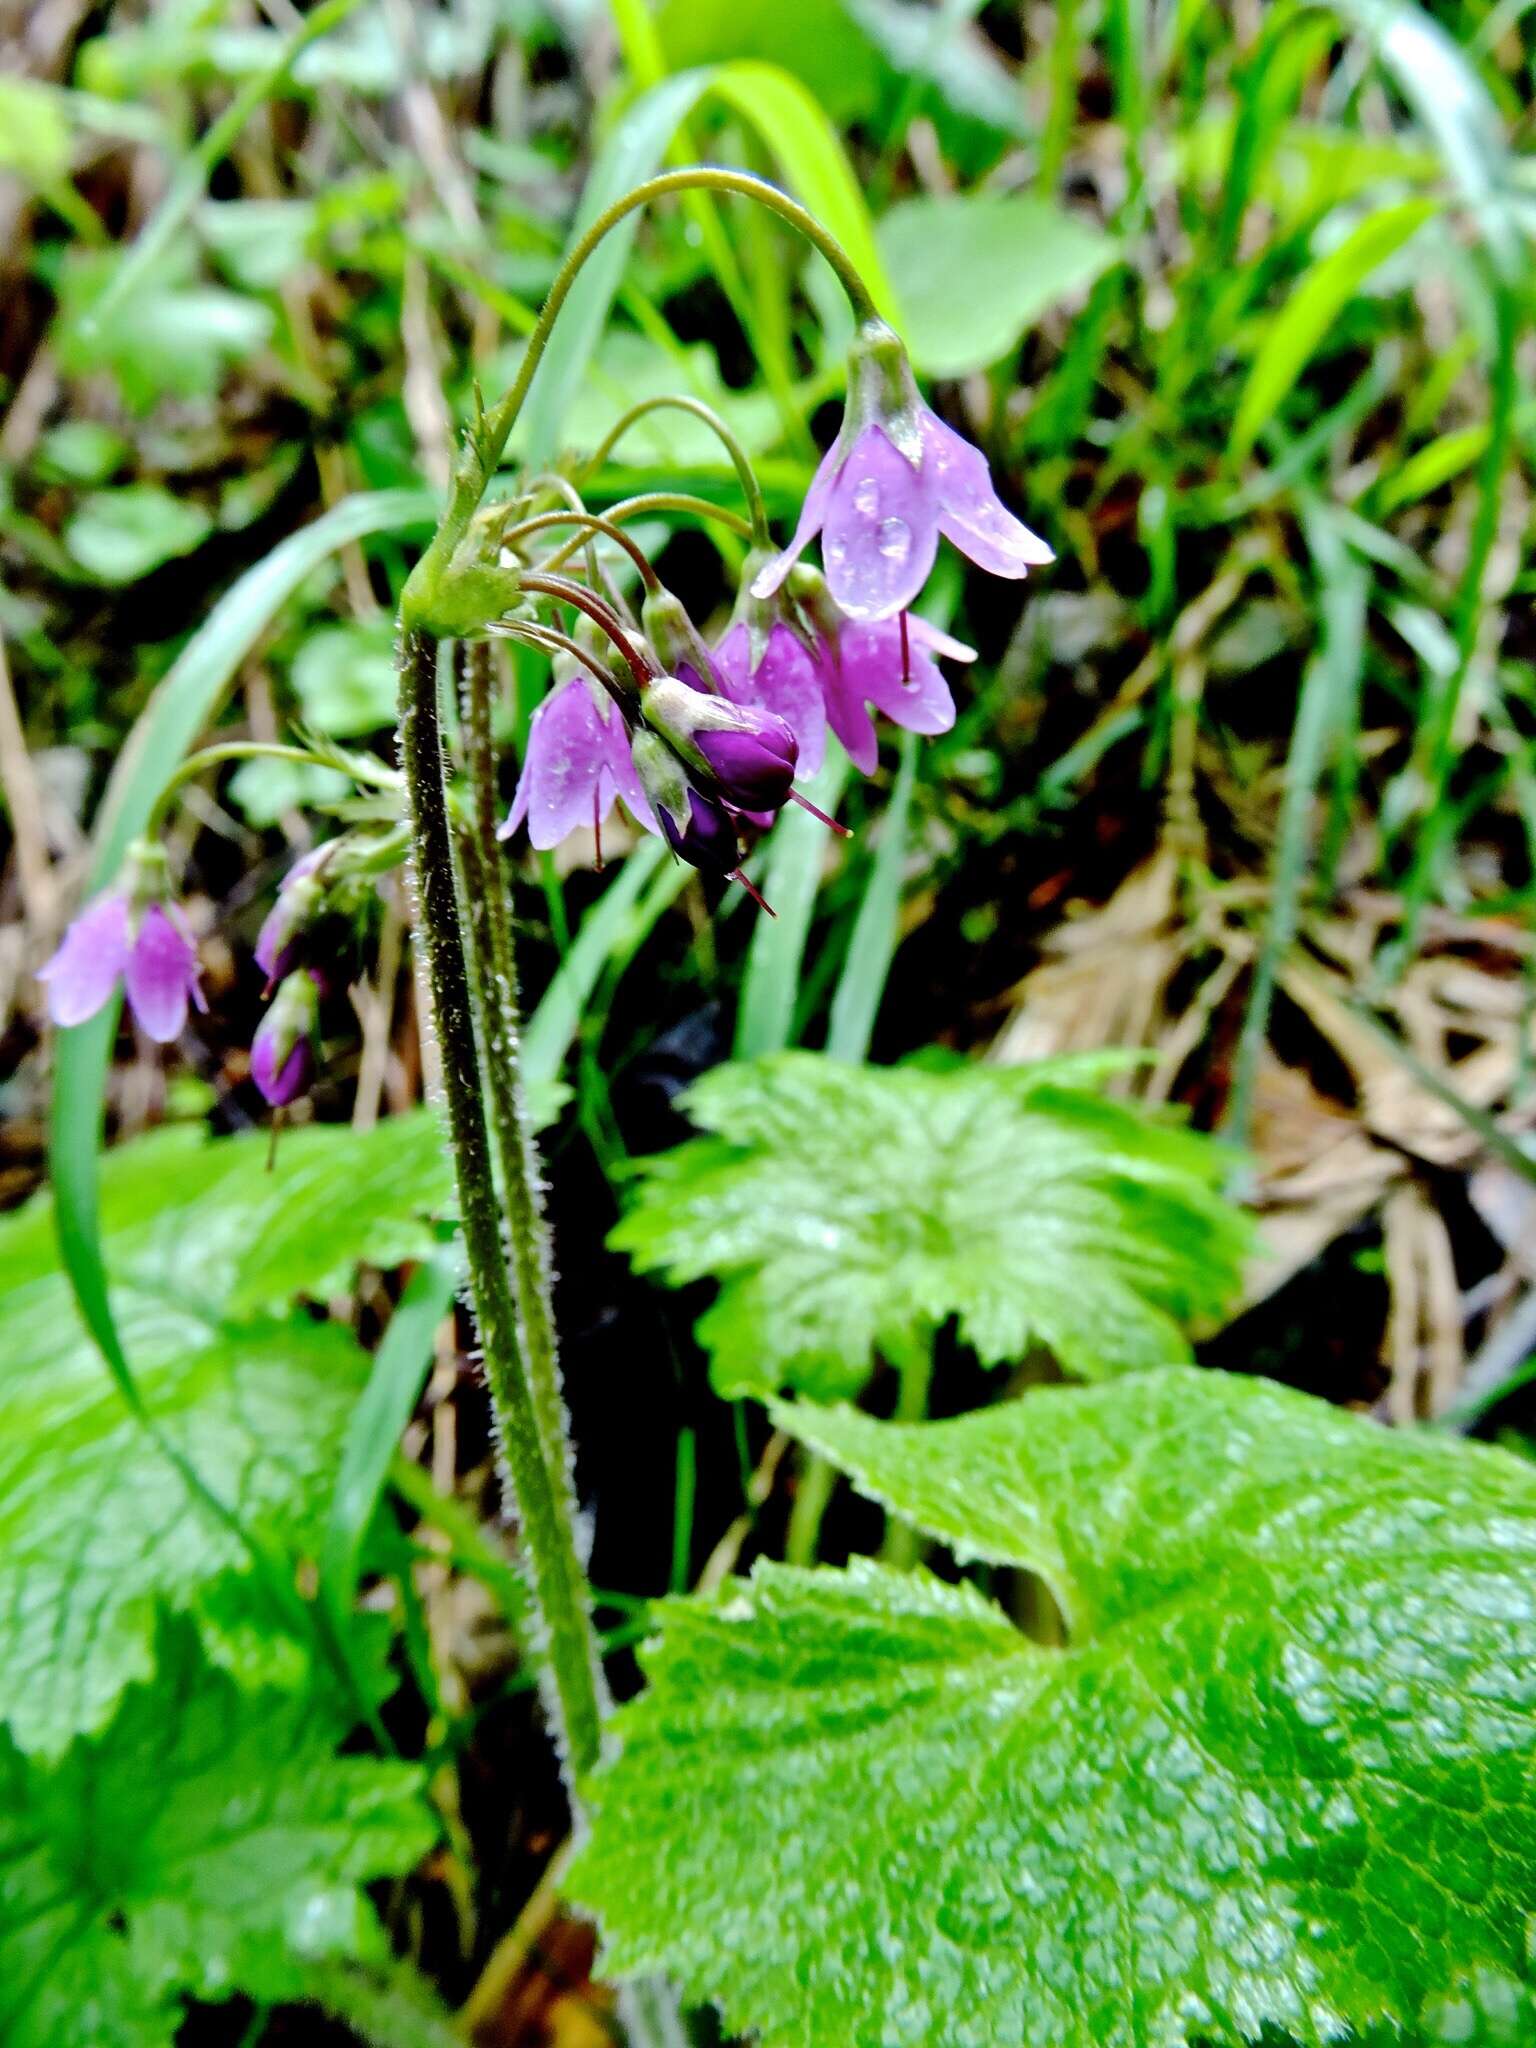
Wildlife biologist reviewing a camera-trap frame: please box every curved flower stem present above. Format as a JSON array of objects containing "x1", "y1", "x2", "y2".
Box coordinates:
[
  {"x1": 145, "y1": 740, "x2": 394, "y2": 837},
  {"x1": 517, "y1": 570, "x2": 656, "y2": 690},
  {"x1": 539, "y1": 494, "x2": 754, "y2": 579},
  {"x1": 584, "y1": 397, "x2": 771, "y2": 545},
  {"x1": 402, "y1": 167, "x2": 875, "y2": 635},
  {"x1": 501, "y1": 509, "x2": 661, "y2": 591},
  {"x1": 455, "y1": 640, "x2": 579, "y2": 1515},
  {"x1": 397, "y1": 625, "x2": 606, "y2": 1780},
  {"x1": 496, "y1": 621, "x2": 637, "y2": 722}
]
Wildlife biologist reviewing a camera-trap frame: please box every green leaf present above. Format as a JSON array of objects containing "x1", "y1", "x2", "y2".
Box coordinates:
[
  {"x1": 0, "y1": 1625, "x2": 434, "y2": 2047},
  {"x1": 611, "y1": 1052, "x2": 1250, "y2": 1399},
  {"x1": 735, "y1": 746, "x2": 851, "y2": 1059},
  {"x1": 569, "y1": 1367, "x2": 1536, "y2": 2048},
  {"x1": 57, "y1": 248, "x2": 274, "y2": 412},
  {"x1": 64, "y1": 485, "x2": 213, "y2": 584},
  {"x1": 226, "y1": 754, "x2": 349, "y2": 825},
  {"x1": 878, "y1": 191, "x2": 1116, "y2": 378},
  {"x1": 286, "y1": 614, "x2": 399, "y2": 737},
  {"x1": 0, "y1": 76, "x2": 72, "y2": 184},
  {"x1": 1229, "y1": 197, "x2": 1437, "y2": 463},
  {"x1": 0, "y1": 1113, "x2": 450, "y2": 1752},
  {"x1": 33, "y1": 419, "x2": 131, "y2": 486},
  {"x1": 654, "y1": 0, "x2": 886, "y2": 124}
]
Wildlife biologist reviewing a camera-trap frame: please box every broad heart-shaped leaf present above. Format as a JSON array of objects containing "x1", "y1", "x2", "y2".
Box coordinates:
[
  {"x1": 0, "y1": 1112, "x2": 451, "y2": 1753},
  {"x1": 610, "y1": 1053, "x2": 1250, "y2": 1399},
  {"x1": 0, "y1": 1624, "x2": 436, "y2": 2048},
  {"x1": 567, "y1": 1369, "x2": 1536, "y2": 2048}
]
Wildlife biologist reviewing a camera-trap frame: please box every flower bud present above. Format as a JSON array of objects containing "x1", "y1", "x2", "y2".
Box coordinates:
[
  {"x1": 630, "y1": 731, "x2": 739, "y2": 875},
  {"x1": 641, "y1": 676, "x2": 798, "y2": 813},
  {"x1": 640, "y1": 586, "x2": 721, "y2": 696},
  {"x1": 252, "y1": 969, "x2": 318, "y2": 1106},
  {"x1": 255, "y1": 852, "x2": 328, "y2": 986}
]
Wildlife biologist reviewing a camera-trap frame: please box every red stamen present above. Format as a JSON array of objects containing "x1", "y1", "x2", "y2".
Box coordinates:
[
  {"x1": 730, "y1": 869, "x2": 777, "y2": 917},
  {"x1": 899, "y1": 607, "x2": 911, "y2": 685},
  {"x1": 788, "y1": 788, "x2": 852, "y2": 837},
  {"x1": 593, "y1": 786, "x2": 604, "y2": 871}
]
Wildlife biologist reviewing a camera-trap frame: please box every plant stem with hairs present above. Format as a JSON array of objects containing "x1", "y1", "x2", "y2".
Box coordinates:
[
  {"x1": 397, "y1": 626, "x2": 605, "y2": 1780},
  {"x1": 455, "y1": 639, "x2": 577, "y2": 1511}
]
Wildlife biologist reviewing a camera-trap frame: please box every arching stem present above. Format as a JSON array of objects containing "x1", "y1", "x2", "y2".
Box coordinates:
[
  {"x1": 584, "y1": 396, "x2": 771, "y2": 545},
  {"x1": 517, "y1": 570, "x2": 655, "y2": 691},
  {"x1": 402, "y1": 167, "x2": 876, "y2": 637},
  {"x1": 501, "y1": 509, "x2": 661, "y2": 592}
]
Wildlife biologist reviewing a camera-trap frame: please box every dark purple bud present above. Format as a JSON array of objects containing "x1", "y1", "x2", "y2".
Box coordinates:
[
  {"x1": 251, "y1": 970, "x2": 318, "y2": 1107},
  {"x1": 640, "y1": 675, "x2": 799, "y2": 815},
  {"x1": 630, "y1": 730, "x2": 740, "y2": 876},
  {"x1": 691, "y1": 722, "x2": 797, "y2": 811}
]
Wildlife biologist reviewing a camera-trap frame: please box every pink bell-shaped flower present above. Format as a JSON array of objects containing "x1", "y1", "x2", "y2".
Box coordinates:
[
  {"x1": 754, "y1": 319, "x2": 1052, "y2": 622},
  {"x1": 40, "y1": 844, "x2": 205, "y2": 1044},
  {"x1": 713, "y1": 548, "x2": 828, "y2": 776},
  {"x1": 500, "y1": 664, "x2": 656, "y2": 851}
]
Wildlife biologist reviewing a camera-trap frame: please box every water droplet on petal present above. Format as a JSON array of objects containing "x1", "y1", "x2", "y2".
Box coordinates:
[
  {"x1": 852, "y1": 476, "x2": 881, "y2": 517},
  {"x1": 877, "y1": 517, "x2": 911, "y2": 563},
  {"x1": 825, "y1": 534, "x2": 848, "y2": 568}
]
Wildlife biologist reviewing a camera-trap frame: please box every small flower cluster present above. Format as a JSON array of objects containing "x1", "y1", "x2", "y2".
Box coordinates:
[
  {"x1": 504, "y1": 318, "x2": 1049, "y2": 866},
  {"x1": 42, "y1": 317, "x2": 1049, "y2": 1109}
]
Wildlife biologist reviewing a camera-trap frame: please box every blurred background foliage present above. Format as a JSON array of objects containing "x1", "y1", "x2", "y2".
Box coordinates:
[{"x1": 1, "y1": 0, "x2": 1535, "y2": 2038}]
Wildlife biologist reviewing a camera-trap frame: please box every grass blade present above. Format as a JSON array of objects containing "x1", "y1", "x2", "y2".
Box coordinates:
[
  {"x1": 736, "y1": 748, "x2": 851, "y2": 1058},
  {"x1": 522, "y1": 839, "x2": 674, "y2": 1092},
  {"x1": 321, "y1": 1250, "x2": 461, "y2": 1632},
  {"x1": 1225, "y1": 511, "x2": 1368, "y2": 1145},
  {"x1": 826, "y1": 730, "x2": 918, "y2": 1064},
  {"x1": 1229, "y1": 197, "x2": 1436, "y2": 464}
]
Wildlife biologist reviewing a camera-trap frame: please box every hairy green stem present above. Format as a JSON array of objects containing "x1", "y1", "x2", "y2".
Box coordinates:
[
  {"x1": 401, "y1": 167, "x2": 874, "y2": 635},
  {"x1": 457, "y1": 640, "x2": 579, "y2": 1503},
  {"x1": 585, "y1": 396, "x2": 771, "y2": 544},
  {"x1": 397, "y1": 626, "x2": 605, "y2": 1780}
]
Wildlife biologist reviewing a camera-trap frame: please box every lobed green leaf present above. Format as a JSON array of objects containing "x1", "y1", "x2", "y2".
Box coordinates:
[
  {"x1": 611, "y1": 1052, "x2": 1251, "y2": 1399},
  {"x1": 570, "y1": 1368, "x2": 1536, "y2": 2048}
]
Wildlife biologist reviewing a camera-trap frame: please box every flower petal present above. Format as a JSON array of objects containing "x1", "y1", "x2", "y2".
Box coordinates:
[
  {"x1": 750, "y1": 440, "x2": 842, "y2": 602},
  {"x1": 503, "y1": 677, "x2": 641, "y2": 851},
  {"x1": 839, "y1": 619, "x2": 957, "y2": 739},
  {"x1": 38, "y1": 893, "x2": 131, "y2": 1027},
  {"x1": 124, "y1": 904, "x2": 201, "y2": 1042},
  {"x1": 821, "y1": 660, "x2": 880, "y2": 775},
  {"x1": 716, "y1": 622, "x2": 827, "y2": 777},
  {"x1": 819, "y1": 425, "x2": 938, "y2": 622},
  {"x1": 925, "y1": 412, "x2": 1053, "y2": 578}
]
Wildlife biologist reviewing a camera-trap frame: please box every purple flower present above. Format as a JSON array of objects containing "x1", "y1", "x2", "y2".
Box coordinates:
[
  {"x1": 820, "y1": 614, "x2": 975, "y2": 774},
  {"x1": 500, "y1": 672, "x2": 656, "y2": 851},
  {"x1": 40, "y1": 890, "x2": 205, "y2": 1043},
  {"x1": 641, "y1": 675, "x2": 799, "y2": 814},
  {"x1": 255, "y1": 845, "x2": 329, "y2": 986},
  {"x1": 714, "y1": 620, "x2": 827, "y2": 777},
  {"x1": 630, "y1": 731, "x2": 740, "y2": 876},
  {"x1": 753, "y1": 319, "x2": 1052, "y2": 622},
  {"x1": 251, "y1": 969, "x2": 318, "y2": 1107}
]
